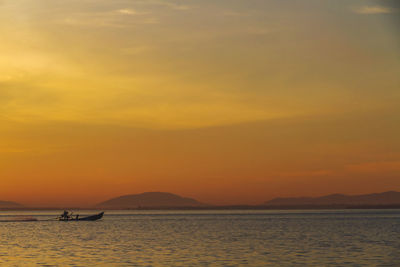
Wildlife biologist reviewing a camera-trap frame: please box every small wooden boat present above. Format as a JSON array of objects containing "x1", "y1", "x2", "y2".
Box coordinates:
[
  {"x1": 78, "y1": 212, "x2": 104, "y2": 221},
  {"x1": 58, "y1": 212, "x2": 104, "y2": 221}
]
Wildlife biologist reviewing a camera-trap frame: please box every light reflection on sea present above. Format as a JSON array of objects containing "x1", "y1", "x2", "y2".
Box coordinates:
[{"x1": 0, "y1": 209, "x2": 399, "y2": 266}]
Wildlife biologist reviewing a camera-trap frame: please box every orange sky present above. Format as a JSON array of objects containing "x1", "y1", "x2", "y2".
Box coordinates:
[{"x1": 0, "y1": 0, "x2": 399, "y2": 207}]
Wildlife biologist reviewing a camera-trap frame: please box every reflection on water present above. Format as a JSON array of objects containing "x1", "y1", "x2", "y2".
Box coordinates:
[{"x1": 0, "y1": 210, "x2": 399, "y2": 266}]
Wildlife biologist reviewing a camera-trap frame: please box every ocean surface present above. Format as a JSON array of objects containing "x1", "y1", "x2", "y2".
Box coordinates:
[{"x1": 0, "y1": 209, "x2": 399, "y2": 266}]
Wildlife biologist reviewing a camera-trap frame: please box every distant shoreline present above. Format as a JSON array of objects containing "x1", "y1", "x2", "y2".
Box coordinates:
[
  {"x1": 3, "y1": 191, "x2": 400, "y2": 211},
  {"x1": 2, "y1": 205, "x2": 400, "y2": 211}
]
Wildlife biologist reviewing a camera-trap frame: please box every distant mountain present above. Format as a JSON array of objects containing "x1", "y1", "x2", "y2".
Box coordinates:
[
  {"x1": 265, "y1": 191, "x2": 400, "y2": 206},
  {"x1": 0, "y1": 200, "x2": 24, "y2": 209},
  {"x1": 97, "y1": 192, "x2": 207, "y2": 209}
]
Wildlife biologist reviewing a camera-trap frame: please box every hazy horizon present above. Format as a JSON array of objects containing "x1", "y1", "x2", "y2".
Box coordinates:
[
  {"x1": 3, "y1": 189, "x2": 400, "y2": 209},
  {"x1": 1, "y1": 0, "x2": 399, "y2": 207}
]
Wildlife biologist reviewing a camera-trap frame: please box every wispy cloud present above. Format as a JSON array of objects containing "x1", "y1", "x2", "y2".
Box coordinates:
[
  {"x1": 346, "y1": 161, "x2": 400, "y2": 173},
  {"x1": 60, "y1": 8, "x2": 156, "y2": 28},
  {"x1": 169, "y1": 4, "x2": 191, "y2": 11},
  {"x1": 117, "y1": 9, "x2": 138, "y2": 15},
  {"x1": 276, "y1": 170, "x2": 333, "y2": 177},
  {"x1": 354, "y1": 5, "x2": 395, "y2": 14},
  {"x1": 147, "y1": 0, "x2": 193, "y2": 11}
]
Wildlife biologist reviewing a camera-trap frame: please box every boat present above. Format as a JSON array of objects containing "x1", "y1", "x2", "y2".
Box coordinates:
[
  {"x1": 78, "y1": 212, "x2": 104, "y2": 221},
  {"x1": 58, "y1": 212, "x2": 104, "y2": 221}
]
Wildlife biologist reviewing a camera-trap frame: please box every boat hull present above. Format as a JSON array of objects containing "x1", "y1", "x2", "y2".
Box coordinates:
[{"x1": 59, "y1": 212, "x2": 104, "y2": 221}]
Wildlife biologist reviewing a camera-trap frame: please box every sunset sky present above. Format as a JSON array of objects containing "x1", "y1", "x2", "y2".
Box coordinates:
[{"x1": 0, "y1": 0, "x2": 399, "y2": 207}]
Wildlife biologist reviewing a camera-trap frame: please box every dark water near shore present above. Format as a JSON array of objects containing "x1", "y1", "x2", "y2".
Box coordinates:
[{"x1": 0, "y1": 210, "x2": 399, "y2": 266}]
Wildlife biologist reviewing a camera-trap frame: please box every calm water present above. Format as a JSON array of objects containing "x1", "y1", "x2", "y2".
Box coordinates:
[{"x1": 0, "y1": 210, "x2": 399, "y2": 266}]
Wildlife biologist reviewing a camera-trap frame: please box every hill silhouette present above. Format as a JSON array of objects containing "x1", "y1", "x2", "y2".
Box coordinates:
[
  {"x1": 0, "y1": 200, "x2": 24, "y2": 209},
  {"x1": 265, "y1": 191, "x2": 400, "y2": 206},
  {"x1": 96, "y1": 192, "x2": 206, "y2": 209}
]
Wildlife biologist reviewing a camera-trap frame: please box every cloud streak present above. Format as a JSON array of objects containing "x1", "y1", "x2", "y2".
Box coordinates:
[
  {"x1": 117, "y1": 8, "x2": 138, "y2": 15},
  {"x1": 354, "y1": 5, "x2": 395, "y2": 14},
  {"x1": 60, "y1": 9, "x2": 156, "y2": 28}
]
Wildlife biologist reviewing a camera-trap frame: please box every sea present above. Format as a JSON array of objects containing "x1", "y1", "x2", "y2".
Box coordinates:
[{"x1": 0, "y1": 209, "x2": 399, "y2": 266}]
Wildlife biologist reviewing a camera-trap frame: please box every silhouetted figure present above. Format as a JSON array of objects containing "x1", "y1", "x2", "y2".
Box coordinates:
[{"x1": 61, "y1": 210, "x2": 69, "y2": 220}]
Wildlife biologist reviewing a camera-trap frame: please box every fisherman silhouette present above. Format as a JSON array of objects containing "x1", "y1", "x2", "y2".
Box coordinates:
[{"x1": 61, "y1": 210, "x2": 69, "y2": 219}]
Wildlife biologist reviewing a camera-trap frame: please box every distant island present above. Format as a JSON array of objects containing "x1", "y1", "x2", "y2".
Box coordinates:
[
  {"x1": 96, "y1": 192, "x2": 208, "y2": 209},
  {"x1": 96, "y1": 191, "x2": 400, "y2": 210},
  {"x1": 2, "y1": 191, "x2": 400, "y2": 210},
  {"x1": 0, "y1": 200, "x2": 24, "y2": 209},
  {"x1": 264, "y1": 191, "x2": 400, "y2": 208}
]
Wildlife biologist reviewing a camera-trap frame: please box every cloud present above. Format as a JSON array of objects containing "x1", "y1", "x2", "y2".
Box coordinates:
[
  {"x1": 117, "y1": 9, "x2": 138, "y2": 15},
  {"x1": 276, "y1": 170, "x2": 333, "y2": 178},
  {"x1": 346, "y1": 161, "x2": 400, "y2": 173},
  {"x1": 355, "y1": 6, "x2": 395, "y2": 14},
  {"x1": 60, "y1": 9, "x2": 156, "y2": 28},
  {"x1": 169, "y1": 4, "x2": 191, "y2": 11},
  {"x1": 147, "y1": 0, "x2": 193, "y2": 11}
]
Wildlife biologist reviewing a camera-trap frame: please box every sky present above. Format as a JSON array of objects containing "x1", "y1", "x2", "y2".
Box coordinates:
[{"x1": 0, "y1": 0, "x2": 399, "y2": 207}]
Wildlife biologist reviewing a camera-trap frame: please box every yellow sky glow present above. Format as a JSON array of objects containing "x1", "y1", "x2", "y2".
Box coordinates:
[{"x1": 0, "y1": 0, "x2": 399, "y2": 206}]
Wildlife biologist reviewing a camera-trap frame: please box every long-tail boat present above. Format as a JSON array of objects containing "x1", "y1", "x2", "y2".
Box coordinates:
[{"x1": 58, "y1": 212, "x2": 104, "y2": 221}]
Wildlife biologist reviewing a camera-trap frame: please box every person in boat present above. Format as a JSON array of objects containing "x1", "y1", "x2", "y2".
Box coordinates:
[{"x1": 61, "y1": 210, "x2": 70, "y2": 220}]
